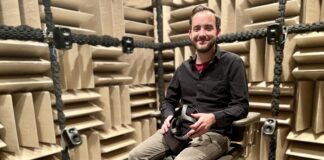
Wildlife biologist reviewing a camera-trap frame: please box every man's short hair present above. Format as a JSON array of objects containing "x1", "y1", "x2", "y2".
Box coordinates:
[{"x1": 189, "y1": 5, "x2": 221, "y2": 30}]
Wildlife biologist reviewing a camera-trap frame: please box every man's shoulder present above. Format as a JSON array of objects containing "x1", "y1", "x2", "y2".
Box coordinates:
[
  {"x1": 172, "y1": 60, "x2": 190, "y2": 74},
  {"x1": 221, "y1": 50, "x2": 241, "y2": 60},
  {"x1": 178, "y1": 60, "x2": 191, "y2": 71},
  {"x1": 221, "y1": 50, "x2": 240, "y2": 58}
]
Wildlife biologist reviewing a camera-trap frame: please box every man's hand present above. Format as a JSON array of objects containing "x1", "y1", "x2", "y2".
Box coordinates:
[
  {"x1": 186, "y1": 113, "x2": 216, "y2": 138},
  {"x1": 162, "y1": 116, "x2": 173, "y2": 134}
]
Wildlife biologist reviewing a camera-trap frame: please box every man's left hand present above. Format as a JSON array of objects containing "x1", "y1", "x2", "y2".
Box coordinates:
[{"x1": 186, "y1": 113, "x2": 216, "y2": 138}]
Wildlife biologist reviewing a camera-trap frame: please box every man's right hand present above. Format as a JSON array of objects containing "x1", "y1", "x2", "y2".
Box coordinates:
[{"x1": 162, "y1": 116, "x2": 173, "y2": 134}]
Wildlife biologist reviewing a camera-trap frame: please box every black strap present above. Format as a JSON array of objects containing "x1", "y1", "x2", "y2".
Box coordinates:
[
  {"x1": 170, "y1": 105, "x2": 197, "y2": 140},
  {"x1": 181, "y1": 104, "x2": 197, "y2": 123}
]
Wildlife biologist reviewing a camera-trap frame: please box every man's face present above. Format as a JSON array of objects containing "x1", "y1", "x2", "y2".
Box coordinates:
[{"x1": 189, "y1": 11, "x2": 220, "y2": 53}]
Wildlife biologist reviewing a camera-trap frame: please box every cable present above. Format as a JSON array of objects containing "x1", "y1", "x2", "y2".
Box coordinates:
[
  {"x1": 71, "y1": 33, "x2": 120, "y2": 47},
  {"x1": 268, "y1": 0, "x2": 287, "y2": 160},
  {"x1": 1, "y1": 22, "x2": 324, "y2": 50},
  {"x1": 42, "y1": 0, "x2": 69, "y2": 159},
  {"x1": 156, "y1": 0, "x2": 166, "y2": 106},
  {"x1": 0, "y1": 25, "x2": 44, "y2": 42}
]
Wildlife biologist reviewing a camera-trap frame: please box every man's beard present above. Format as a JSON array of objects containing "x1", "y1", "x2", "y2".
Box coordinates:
[{"x1": 192, "y1": 38, "x2": 216, "y2": 53}]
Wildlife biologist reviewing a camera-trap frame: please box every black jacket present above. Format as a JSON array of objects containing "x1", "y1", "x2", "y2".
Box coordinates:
[{"x1": 160, "y1": 45, "x2": 249, "y2": 136}]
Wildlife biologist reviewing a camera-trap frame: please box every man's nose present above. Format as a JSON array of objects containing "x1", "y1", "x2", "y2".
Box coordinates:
[{"x1": 198, "y1": 29, "x2": 206, "y2": 36}]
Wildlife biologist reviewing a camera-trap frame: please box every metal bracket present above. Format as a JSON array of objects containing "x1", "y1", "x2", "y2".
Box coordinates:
[
  {"x1": 262, "y1": 118, "x2": 278, "y2": 136},
  {"x1": 62, "y1": 128, "x2": 82, "y2": 149}
]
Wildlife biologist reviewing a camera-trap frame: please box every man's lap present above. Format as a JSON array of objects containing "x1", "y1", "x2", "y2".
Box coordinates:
[{"x1": 128, "y1": 129, "x2": 229, "y2": 160}]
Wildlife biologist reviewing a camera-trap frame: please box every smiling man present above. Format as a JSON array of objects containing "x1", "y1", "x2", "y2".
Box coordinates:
[{"x1": 128, "y1": 5, "x2": 249, "y2": 160}]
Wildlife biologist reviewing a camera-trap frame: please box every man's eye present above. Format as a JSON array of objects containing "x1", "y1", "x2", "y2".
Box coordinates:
[
  {"x1": 193, "y1": 28, "x2": 200, "y2": 31},
  {"x1": 205, "y1": 27, "x2": 214, "y2": 31}
]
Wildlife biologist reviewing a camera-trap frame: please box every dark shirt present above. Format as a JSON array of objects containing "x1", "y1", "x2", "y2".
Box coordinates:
[{"x1": 160, "y1": 45, "x2": 249, "y2": 137}]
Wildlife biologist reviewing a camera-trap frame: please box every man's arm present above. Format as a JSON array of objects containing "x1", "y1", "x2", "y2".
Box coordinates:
[
  {"x1": 213, "y1": 57, "x2": 249, "y2": 127},
  {"x1": 160, "y1": 69, "x2": 182, "y2": 133}
]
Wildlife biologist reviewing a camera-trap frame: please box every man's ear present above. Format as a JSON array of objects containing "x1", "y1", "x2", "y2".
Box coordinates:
[
  {"x1": 188, "y1": 29, "x2": 192, "y2": 38},
  {"x1": 216, "y1": 29, "x2": 221, "y2": 36}
]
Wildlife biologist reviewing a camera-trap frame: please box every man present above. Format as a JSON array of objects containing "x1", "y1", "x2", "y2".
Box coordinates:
[{"x1": 129, "y1": 5, "x2": 249, "y2": 160}]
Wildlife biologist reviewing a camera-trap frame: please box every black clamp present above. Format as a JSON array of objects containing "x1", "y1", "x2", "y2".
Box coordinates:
[
  {"x1": 53, "y1": 27, "x2": 72, "y2": 50},
  {"x1": 44, "y1": 27, "x2": 73, "y2": 50},
  {"x1": 62, "y1": 128, "x2": 82, "y2": 149},
  {"x1": 121, "y1": 36, "x2": 134, "y2": 54},
  {"x1": 267, "y1": 23, "x2": 286, "y2": 45},
  {"x1": 262, "y1": 118, "x2": 278, "y2": 135}
]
